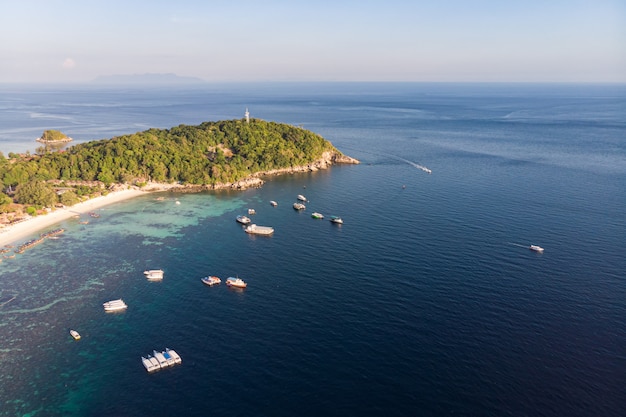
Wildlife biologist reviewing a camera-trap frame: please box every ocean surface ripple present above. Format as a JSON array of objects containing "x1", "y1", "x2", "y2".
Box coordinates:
[{"x1": 0, "y1": 83, "x2": 624, "y2": 417}]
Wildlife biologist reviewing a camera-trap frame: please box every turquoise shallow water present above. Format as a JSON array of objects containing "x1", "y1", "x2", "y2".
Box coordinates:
[{"x1": 0, "y1": 83, "x2": 625, "y2": 416}]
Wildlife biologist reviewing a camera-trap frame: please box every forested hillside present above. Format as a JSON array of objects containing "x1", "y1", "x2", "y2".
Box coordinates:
[{"x1": 0, "y1": 119, "x2": 343, "y2": 211}]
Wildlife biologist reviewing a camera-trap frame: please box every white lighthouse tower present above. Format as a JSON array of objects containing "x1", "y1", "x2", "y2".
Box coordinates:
[{"x1": 244, "y1": 108, "x2": 250, "y2": 123}]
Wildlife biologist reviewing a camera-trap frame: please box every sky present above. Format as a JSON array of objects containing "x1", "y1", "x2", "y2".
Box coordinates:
[{"x1": 1, "y1": 0, "x2": 625, "y2": 83}]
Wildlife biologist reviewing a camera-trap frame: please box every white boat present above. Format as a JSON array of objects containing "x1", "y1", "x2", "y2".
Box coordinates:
[
  {"x1": 144, "y1": 269, "x2": 164, "y2": 280},
  {"x1": 329, "y1": 216, "x2": 343, "y2": 224},
  {"x1": 297, "y1": 194, "x2": 307, "y2": 201},
  {"x1": 248, "y1": 208, "x2": 256, "y2": 215},
  {"x1": 153, "y1": 350, "x2": 169, "y2": 367},
  {"x1": 530, "y1": 245, "x2": 544, "y2": 253},
  {"x1": 142, "y1": 356, "x2": 161, "y2": 373},
  {"x1": 236, "y1": 215, "x2": 251, "y2": 224},
  {"x1": 226, "y1": 277, "x2": 247, "y2": 288},
  {"x1": 143, "y1": 348, "x2": 183, "y2": 372},
  {"x1": 103, "y1": 299, "x2": 127, "y2": 312},
  {"x1": 70, "y1": 329, "x2": 81, "y2": 340},
  {"x1": 293, "y1": 202, "x2": 306, "y2": 210},
  {"x1": 311, "y1": 212, "x2": 324, "y2": 219},
  {"x1": 165, "y1": 348, "x2": 182, "y2": 364},
  {"x1": 201, "y1": 276, "x2": 221, "y2": 286},
  {"x1": 245, "y1": 224, "x2": 274, "y2": 235},
  {"x1": 270, "y1": 200, "x2": 278, "y2": 207}
]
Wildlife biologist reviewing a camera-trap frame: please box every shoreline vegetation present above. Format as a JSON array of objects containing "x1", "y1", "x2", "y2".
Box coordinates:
[{"x1": 0, "y1": 120, "x2": 359, "y2": 246}]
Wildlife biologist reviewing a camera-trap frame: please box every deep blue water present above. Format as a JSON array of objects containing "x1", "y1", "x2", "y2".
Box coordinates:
[{"x1": 0, "y1": 83, "x2": 625, "y2": 417}]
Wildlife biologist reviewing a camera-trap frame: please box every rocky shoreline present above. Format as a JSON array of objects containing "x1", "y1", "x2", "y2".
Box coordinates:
[
  {"x1": 36, "y1": 137, "x2": 73, "y2": 143},
  {"x1": 141, "y1": 151, "x2": 359, "y2": 192}
]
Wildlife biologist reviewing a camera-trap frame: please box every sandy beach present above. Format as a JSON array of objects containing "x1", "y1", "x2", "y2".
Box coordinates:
[{"x1": 0, "y1": 188, "x2": 147, "y2": 247}]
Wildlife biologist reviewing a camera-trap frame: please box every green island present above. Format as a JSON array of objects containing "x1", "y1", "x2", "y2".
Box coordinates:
[
  {"x1": 36, "y1": 129, "x2": 73, "y2": 143},
  {"x1": 0, "y1": 119, "x2": 358, "y2": 223}
]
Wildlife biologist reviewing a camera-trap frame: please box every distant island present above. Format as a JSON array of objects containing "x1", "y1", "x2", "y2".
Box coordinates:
[
  {"x1": 0, "y1": 118, "x2": 358, "y2": 224},
  {"x1": 92, "y1": 73, "x2": 206, "y2": 85},
  {"x1": 36, "y1": 129, "x2": 73, "y2": 143}
]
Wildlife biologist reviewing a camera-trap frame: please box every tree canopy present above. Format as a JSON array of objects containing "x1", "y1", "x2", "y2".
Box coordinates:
[
  {"x1": 1, "y1": 119, "x2": 341, "y2": 208},
  {"x1": 39, "y1": 129, "x2": 71, "y2": 142}
]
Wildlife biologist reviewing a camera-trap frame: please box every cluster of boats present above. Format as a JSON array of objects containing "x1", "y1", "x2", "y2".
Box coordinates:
[
  {"x1": 293, "y1": 194, "x2": 308, "y2": 210},
  {"x1": 142, "y1": 348, "x2": 182, "y2": 373},
  {"x1": 237, "y1": 211, "x2": 274, "y2": 235},
  {"x1": 201, "y1": 275, "x2": 247, "y2": 288},
  {"x1": 96, "y1": 268, "x2": 184, "y2": 373},
  {"x1": 237, "y1": 194, "x2": 343, "y2": 234},
  {"x1": 292, "y1": 195, "x2": 343, "y2": 224},
  {"x1": 308, "y1": 212, "x2": 342, "y2": 223}
]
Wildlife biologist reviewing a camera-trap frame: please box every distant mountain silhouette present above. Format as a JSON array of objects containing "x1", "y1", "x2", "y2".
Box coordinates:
[{"x1": 92, "y1": 73, "x2": 206, "y2": 85}]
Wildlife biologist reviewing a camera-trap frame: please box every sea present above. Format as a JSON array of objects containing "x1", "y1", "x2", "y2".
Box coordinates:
[{"x1": 0, "y1": 82, "x2": 624, "y2": 417}]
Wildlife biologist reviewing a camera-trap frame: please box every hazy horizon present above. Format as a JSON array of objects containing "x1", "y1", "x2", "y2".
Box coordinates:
[
  {"x1": 1, "y1": 1, "x2": 625, "y2": 84},
  {"x1": 3, "y1": 76, "x2": 626, "y2": 88}
]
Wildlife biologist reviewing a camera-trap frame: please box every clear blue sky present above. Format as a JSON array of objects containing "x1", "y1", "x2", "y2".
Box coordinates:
[{"x1": 1, "y1": 0, "x2": 624, "y2": 83}]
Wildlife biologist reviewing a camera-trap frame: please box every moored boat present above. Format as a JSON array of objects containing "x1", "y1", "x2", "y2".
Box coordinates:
[
  {"x1": 245, "y1": 224, "x2": 274, "y2": 235},
  {"x1": 248, "y1": 208, "x2": 256, "y2": 215},
  {"x1": 143, "y1": 348, "x2": 182, "y2": 372},
  {"x1": 236, "y1": 215, "x2": 251, "y2": 224},
  {"x1": 297, "y1": 194, "x2": 307, "y2": 201},
  {"x1": 144, "y1": 269, "x2": 164, "y2": 280},
  {"x1": 311, "y1": 212, "x2": 324, "y2": 219},
  {"x1": 165, "y1": 348, "x2": 182, "y2": 364},
  {"x1": 329, "y1": 216, "x2": 344, "y2": 224},
  {"x1": 103, "y1": 299, "x2": 127, "y2": 312},
  {"x1": 226, "y1": 277, "x2": 247, "y2": 288},
  {"x1": 70, "y1": 329, "x2": 81, "y2": 340},
  {"x1": 270, "y1": 200, "x2": 278, "y2": 206},
  {"x1": 142, "y1": 356, "x2": 161, "y2": 373},
  {"x1": 293, "y1": 202, "x2": 306, "y2": 210},
  {"x1": 201, "y1": 276, "x2": 221, "y2": 286},
  {"x1": 530, "y1": 245, "x2": 544, "y2": 253}
]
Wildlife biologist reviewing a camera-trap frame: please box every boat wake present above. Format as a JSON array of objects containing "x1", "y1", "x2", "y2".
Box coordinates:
[
  {"x1": 508, "y1": 242, "x2": 529, "y2": 249},
  {"x1": 379, "y1": 152, "x2": 432, "y2": 174},
  {"x1": 334, "y1": 145, "x2": 432, "y2": 174}
]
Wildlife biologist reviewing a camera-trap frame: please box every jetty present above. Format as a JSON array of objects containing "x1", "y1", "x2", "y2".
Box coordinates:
[
  {"x1": 14, "y1": 228, "x2": 64, "y2": 254},
  {"x1": 41, "y1": 228, "x2": 64, "y2": 239},
  {"x1": 15, "y1": 237, "x2": 44, "y2": 254}
]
